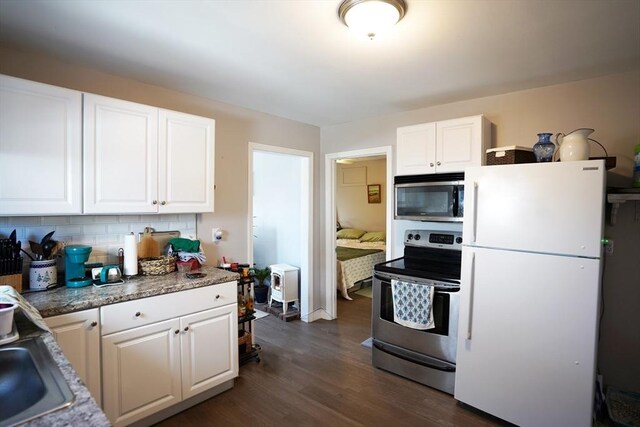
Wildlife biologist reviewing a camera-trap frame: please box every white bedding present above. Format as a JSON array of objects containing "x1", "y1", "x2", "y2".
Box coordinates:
[{"x1": 336, "y1": 239, "x2": 386, "y2": 300}]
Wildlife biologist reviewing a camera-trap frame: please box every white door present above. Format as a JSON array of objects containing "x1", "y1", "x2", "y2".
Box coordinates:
[
  {"x1": 396, "y1": 123, "x2": 436, "y2": 176},
  {"x1": 46, "y1": 309, "x2": 101, "y2": 406},
  {"x1": 463, "y1": 160, "x2": 605, "y2": 257},
  {"x1": 435, "y1": 116, "x2": 482, "y2": 173},
  {"x1": 158, "y1": 110, "x2": 215, "y2": 213},
  {"x1": 456, "y1": 247, "x2": 599, "y2": 427},
  {"x1": 0, "y1": 75, "x2": 82, "y2": 215},
  {"x1": 83, "y1": 93, "x2": 158, "y2": 214},
  {"x1": 102, "y1": 318, "x2": 181, "y2": 426},
  {"x1": 180, "y1": 305, "x2": 238, "y2": 400}
]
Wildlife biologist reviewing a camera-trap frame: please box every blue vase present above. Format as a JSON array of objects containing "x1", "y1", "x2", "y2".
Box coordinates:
[{"x1": 533, "y1": 133, "x2": 555, "y2": 162}]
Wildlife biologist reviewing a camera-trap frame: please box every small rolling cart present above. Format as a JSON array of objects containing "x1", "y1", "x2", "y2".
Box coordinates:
[{"x1": 237, "y1": 273, "x2": 261, "y2": 365}]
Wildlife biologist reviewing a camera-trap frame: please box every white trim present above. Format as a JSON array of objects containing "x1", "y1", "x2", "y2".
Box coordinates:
[
  {"x1": 324, "y1": 146, "x2": 393, "y2": 319},
  {"x1": 248, "y1": 142, "x2": 314, "y2": 322}
]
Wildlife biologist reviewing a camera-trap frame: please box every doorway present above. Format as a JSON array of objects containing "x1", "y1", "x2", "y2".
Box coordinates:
[
  {"x1": 248, "y1": 143, "x2": 313, "y2": 322},
  {"x1": 324, "y1": 146, "x2": 393, "y2": 319}
]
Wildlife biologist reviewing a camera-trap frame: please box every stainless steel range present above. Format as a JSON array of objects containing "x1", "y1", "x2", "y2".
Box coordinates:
[{"x1": 372, "y1": 229, "x2": 462, "y2": 395}]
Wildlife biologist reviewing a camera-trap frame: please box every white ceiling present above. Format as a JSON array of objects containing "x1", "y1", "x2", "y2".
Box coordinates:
[{"x1": 1, "y1": 0, "x2": 639, "y2": 127}]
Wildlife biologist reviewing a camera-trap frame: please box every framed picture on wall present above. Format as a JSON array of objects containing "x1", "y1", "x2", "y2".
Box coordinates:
[{"x1": 367, "y1": 184, "x2": 381, "y2": 204}]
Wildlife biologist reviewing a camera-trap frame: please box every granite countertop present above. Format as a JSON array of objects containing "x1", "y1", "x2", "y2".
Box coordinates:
[
  {"x1": 12, "y1": 312, "x2": 111, "y2": 427},
  {"x1": 8, "y1": 266, "x2": 240, "y2": 426},
  {"x1": 23, "y1": 266, "x2": 240, "y2": 317}
]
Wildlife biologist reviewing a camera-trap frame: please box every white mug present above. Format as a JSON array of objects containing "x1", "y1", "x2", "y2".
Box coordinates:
[
  {"x1": 29, "y1": 259, "x2": 57, "y2": 290},
  {"x1": 0, "y1": 301, "x2": 17, "y2": 336}
]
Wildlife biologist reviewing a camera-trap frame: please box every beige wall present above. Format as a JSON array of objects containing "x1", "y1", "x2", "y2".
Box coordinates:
[
  {"x1": 336, "y1": 159, "x2": 386, "y2": 232},
  {"x1": 0, "y1": 44, "x2": 322, "y2": 305},
  {"x1": 321, "y1": 70, "x2": 640, "y2": 391}
]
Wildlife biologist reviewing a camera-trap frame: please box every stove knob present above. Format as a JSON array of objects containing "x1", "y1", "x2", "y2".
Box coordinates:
[
  {"x1": 414, "y1": 234, "x2": 421, "y2": 241},
  {"x1": 456, "y1": 237, "x2": 463, "y2": 244},
  {"x1": 407, "y1": 234, "x2": 413, "y2": 240}
]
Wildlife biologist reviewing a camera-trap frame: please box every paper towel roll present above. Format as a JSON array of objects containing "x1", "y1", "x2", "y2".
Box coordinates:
[{"x1": 123, "y1": 233, "x2": 138, "y2": 276}]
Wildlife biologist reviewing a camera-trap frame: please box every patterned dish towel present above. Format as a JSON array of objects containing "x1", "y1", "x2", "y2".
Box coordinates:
[
  {"x1": 391, "y1": 279, "x2": 435, "y2": 330},
  {"x1": 0, "y1": 285, "x2": 51, "y2": 332}
]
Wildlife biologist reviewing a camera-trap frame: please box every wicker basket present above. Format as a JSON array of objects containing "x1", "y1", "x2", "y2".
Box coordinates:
[
  {"x1": 486, "y1": 145, "x2": 536, "y2": 165},
  {"x1": 138, "y1": 255, "x2": 176, "y2": 276},
  {"x1": 238, "y1": 330, "x2": 252, "y2": 354}
]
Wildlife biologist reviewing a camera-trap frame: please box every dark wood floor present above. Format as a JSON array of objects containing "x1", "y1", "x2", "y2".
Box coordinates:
[{"x1": 156, "y1": 294, "x2": 503, "y2": 426}]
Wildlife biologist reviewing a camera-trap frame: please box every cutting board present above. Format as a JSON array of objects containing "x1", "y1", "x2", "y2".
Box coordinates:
[{"x1": 138, "y1": 229, "x2": 180, "y2": 256}]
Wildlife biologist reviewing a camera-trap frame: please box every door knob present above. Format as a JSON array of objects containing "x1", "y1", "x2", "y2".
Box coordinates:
[
  {"x1": 183, "y1": 326, "x2": 190, "y2": 332},
  {"x1": 429, "y1": 163, "x2": 434, "y2": 167},
  {"x1": 436, "y1": 161, "x2": 441, "y2": 166},
  {"x1": 135, "y1": 311, "x2": 141, "y2": 317},
  {"x1": 161, "y1": 201, "x2": 166, "y2": 205},
  {"x1": 152, "y1": 200, "x2": 158, "y2": 205},
  {"x1": 90, "y1": 321, "x2": 97, "y2": 328}
]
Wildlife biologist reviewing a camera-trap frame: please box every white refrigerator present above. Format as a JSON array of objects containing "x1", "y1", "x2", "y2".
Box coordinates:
[{"x1": 455, "y1": 160, "x2": 606, "y2": 427}]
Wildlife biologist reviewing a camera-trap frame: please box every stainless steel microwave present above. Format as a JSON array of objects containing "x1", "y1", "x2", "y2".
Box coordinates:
[{"x1": 394, "y1": 173, "x2": 464, "y2": 222}]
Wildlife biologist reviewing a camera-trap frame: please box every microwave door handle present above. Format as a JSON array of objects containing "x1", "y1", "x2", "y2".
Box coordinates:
[{"x1": 452, "y1": 186, "x2": 459, "y2": 217}]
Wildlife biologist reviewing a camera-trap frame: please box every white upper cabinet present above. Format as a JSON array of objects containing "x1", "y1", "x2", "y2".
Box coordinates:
[
  {"x1": 84, "y1": 95, "x2": 215, "y2": 214},
  {"x1": 0, "y1": 75, "x2": 82, "y2": 215},
  {"x1": 84, "y1": 94, "x2": 159, "y2": 214},
  {"x1": 159, "y1": 110, "x2": 214, "y2": 213},
  {"x1": 396, "y1": 115, "x2": 491, "y2": 175}
]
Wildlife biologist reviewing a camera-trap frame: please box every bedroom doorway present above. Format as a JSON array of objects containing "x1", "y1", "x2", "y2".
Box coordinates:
[
  {"x1": 324, "y1": 146, "x2": 393, "y2": 319},
  {"x1": 248, "y1": 143, "x2": 313, "y2": 322}
]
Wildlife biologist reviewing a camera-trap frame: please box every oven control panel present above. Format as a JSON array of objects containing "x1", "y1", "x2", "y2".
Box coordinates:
[{"x1": 405, "y1": 230, "x2": 463, "y2": 250}]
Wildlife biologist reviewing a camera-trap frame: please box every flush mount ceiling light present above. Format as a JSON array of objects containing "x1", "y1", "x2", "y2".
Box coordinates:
[{"x1": 338, "y1": 0, "x2": 407, "y2": 40}]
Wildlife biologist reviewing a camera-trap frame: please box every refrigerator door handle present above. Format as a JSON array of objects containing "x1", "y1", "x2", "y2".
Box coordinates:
[
  {"x1": 466, "y1": 252, "x2": 476, "y2": 340},
  {"x1": 470, "y1": 181, "x2": 479, "y2": 244}
]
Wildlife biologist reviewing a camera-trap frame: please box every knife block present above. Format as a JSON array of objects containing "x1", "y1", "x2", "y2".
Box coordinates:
[{"x1": 0, "y1": 274, "x2": 22, "y2": 293}]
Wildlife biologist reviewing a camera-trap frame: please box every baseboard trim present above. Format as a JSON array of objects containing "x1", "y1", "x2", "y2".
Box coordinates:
[{"x1": 302, "y1": 308, "x2": 331, "y2": 322}]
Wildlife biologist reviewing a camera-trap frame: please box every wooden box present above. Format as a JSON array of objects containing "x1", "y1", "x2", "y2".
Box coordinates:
[
  {"x1": 486, "y1": 146, "x2": 536, "y2": 165},
  {"x1": 0, "y1": 274, "x2": 23, "y2": 293}
]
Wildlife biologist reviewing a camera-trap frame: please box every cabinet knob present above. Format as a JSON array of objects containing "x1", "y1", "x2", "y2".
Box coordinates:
[
  {"x1": 161, "y1": 201, "x2": 166, "y2": 205},
  {"x1": 183, "y1": 326, "x2": 190, "y2": 332},
  {"x1": 215, "y1": 294, "x2": 220, "y2": 300},
  {"x1": 429, "y1": 162, "x2": 434, "y2": 167},
  {"x1": 436, "y1": 161, "x2": 441, "y2": 166},
  {"x1": 174, "y1": 329, "x2": 180, "y2": 334},
  {"x1": 152, "y1": 200, "x2": 158, "y2": 205},
  {"x1": 135, "y1": 311, "x2": 141, "y2": 317},
  {"x1": 90, "y1": 321, "x2": 97, "y2": 328}
]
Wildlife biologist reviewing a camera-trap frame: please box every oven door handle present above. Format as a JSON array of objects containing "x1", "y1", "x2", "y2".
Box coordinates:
[
  {"x1": 452, "y1": 186, "x2": 459, "y2": 217},
  {"x1": 466, "y1": 252, "x2": 476, "y2": 340}
]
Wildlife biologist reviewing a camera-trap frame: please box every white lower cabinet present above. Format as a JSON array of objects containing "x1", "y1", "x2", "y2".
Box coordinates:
[
  {"x1": 101, "y1": 283, "x2": 238, "y2": 426},
  {"x1": 45, "y1": 308, "x2": 102, "y2": 406}
]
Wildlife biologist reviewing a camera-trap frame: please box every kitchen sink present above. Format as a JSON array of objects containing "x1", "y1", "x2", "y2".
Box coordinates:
[{"x1": 0, "y1": 337, "x2": 74, "y2": 426}]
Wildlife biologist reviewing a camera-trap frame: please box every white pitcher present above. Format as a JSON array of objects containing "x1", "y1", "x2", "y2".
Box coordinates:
[{"x1": 555, "y1": 128, "x2": 593, "y2": 161}]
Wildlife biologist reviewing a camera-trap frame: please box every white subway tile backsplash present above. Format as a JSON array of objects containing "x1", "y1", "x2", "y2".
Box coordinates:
[
  {"x1": 41, "y1": 216, "x2": 71, "y2": 225},
  {"x1": 107, "y1": 224, "x2": 130, "y2": 234},
  {"x1": 94, "y1": 215, "x2": 118, "y2": 223},
  {"x1": 56, "y1": 225, "x2": 83, "y2": 236},
  {"x1": 1, "y1": 213, "x2": 196, "y2": 275},
  {"x1": 70, "y1": 216, "x2": 96, "y2": 224},
  {"x1": 83, "y1": 224, "x2": 108, "y2": 235},
  {"x1": 9, "y1": 217, "x2": 41, "y2": 226}
]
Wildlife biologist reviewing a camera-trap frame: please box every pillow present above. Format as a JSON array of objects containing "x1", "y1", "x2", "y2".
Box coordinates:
[
  {"x1": 359, "y1": 231, "x2": 386, "y2": 243},
  {"x1": 336, "y1": 228, "x2": 366, "y2": 240}
]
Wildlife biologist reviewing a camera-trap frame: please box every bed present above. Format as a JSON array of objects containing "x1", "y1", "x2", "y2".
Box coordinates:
[{"x1": 336, "y1": 229, "x2": 386, "y2": 300}]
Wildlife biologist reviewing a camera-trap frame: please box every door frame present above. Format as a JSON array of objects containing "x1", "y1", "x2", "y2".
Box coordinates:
[
  {"x1": 324, "y1": 146, "x2": 393, "y2": 319},
  {"x1": 247, "y1": 143, "x2": 314, "y2": 322}
]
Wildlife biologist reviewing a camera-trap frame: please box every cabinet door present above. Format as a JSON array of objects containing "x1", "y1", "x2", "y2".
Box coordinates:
[
  {"x1": 45, "y1": 308, "x2": 101, "y2": 406},
  {"x1": 102, "y1": 318, "x2": 181, "y2": 427},
  {"x1": 435, "y1": 115, "x2": 485, "y2": 173},
  {"x1": 0, "y1": 75, "x2": 82, "y2": 215},
  {"x1": 180, "y1": 305, "x2": 238, "y2": 400},
  {"x1": 396, "y1": 123, "x2": 436, "y2": 176},
  {"x1": 158, "y1": 110, "x2": 215, "y2": 213},
  {"x1": 455, "y1": 247, "x2": 599, "y2": 427},
  {"x1": 83, "y1": 94, "x2": 158, "y2": 214}
]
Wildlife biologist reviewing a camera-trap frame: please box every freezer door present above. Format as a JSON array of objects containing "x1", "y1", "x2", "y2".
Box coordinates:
[
  {"x1": 463, "y1": 160, "x2": 605, "y2": 258},
  {"x1": 455, "y1": 246, "x2": 600, "y2": 427}
]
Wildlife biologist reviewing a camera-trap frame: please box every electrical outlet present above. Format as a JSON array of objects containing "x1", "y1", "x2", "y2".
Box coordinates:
[
  {"x1": 212, "y1": 228, "x2": 223, "y2": 243},
  {"x1": 605, "y1": 239, "x2": 614, "y2": 255}
]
